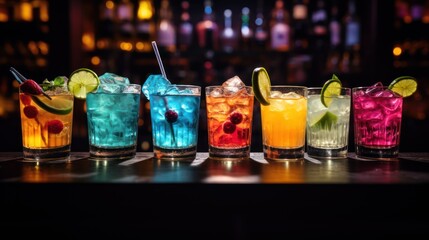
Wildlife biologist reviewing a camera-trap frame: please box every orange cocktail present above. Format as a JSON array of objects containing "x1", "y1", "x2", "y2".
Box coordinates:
[
  {"x1": 206, "y1": 84, "x2": 254, "y2": 160},
  {"x1": 19, "y1": 88, "x2": 73, "y2": 161},
  {"x1": 261, "y1": 86, "x2": 307, "y2": 160}
]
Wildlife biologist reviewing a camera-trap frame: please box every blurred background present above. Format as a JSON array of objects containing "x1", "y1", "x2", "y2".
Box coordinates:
[{"x1": 0, "y1": 0, "x2": 428, "y2": 153}]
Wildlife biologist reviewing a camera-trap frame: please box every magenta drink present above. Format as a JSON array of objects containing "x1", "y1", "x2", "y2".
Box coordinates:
[{"x1": 352, "y1": 83, "x2": 403, "y2": 159}]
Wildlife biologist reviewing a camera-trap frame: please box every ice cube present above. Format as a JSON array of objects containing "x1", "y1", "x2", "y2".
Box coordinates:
[
  {"x1": 210, "y1": 87, "x2": 224, "y2": 97},
  {"x1": 380, "y1": 98, "x2": 402, "y2": 112},
  {"x1": 222, "y1": 75, "x2": 245, "y2": 88},
  {"x1": 365, "y1": 82, "x2": 384, "y2": 96},
  {"x1": 123, "y1": 84, "x2": 141, "y2": 94},
  {"x1": 222, "y1": 76, "x2": 245, "y2": 94},
  {"x1": 99, "y1": 84, "x2": 123, "y2": 93},
  {"x1": 270, "y1": 91, "x2": 282, "y2": 98},
  {"x1": 280, "y1": 92, "x2": 302, "y2": 99},
  {"x1": 99, "y1": 72, "x2": 130, "y2": 85},
  {"x1": 142, "y1": 74, "x2": 171, "y2": 100},
  {"x1": 374, "y1": 89, "x2": 394, "y2": 98},
  {"x1": 165, "y1": 85, "x2": 180, "y2": 95}
]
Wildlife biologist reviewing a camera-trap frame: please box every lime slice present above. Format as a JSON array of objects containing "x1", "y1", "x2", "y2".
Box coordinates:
[
  {"x1": 252, "y1": 67, "x2": 271, "y2": 106},
  {"x1": 68, "y1": 68, "x2": 100, "y2": 99},
  {"x1": 321, "y1": 76, "x2": 342, "y2": 107},
  {"x1": 309, "y1": 110, "x2": 338, "y2": 130},
  {"x1": 388, "y1": 76, "x2": 417, "y2": 98},
  {"x1": 31, "y1": 95, "x2": 73, "y2": 115}
]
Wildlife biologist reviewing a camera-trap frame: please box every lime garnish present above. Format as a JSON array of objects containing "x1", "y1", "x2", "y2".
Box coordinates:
[
  {"x1": 321, "y1": 74, "x2": 342, "y2": 107},
  {"x1": 309, "y1": 110, "x2": 338, "y2": 130},
  {"x1": 252, "y1": 67, "x2": 271, "y2": 106},
  {"x1": 68, "y1": 68, "x2": 100, "y2": 99},
  {"x1": 31, "y1": 95, "x2": 73, "y2": 115},
  {"x1": 388, "y1": 76, "x2": 417, "y2": 98}
]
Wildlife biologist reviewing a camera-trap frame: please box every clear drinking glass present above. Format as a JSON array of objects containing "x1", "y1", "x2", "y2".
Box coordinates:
[
  {"x1": 19, "y1": 89, "x2": 74, "y2": 162},
  {"x1": 306, "y1": 87, "x2": 351, "y2": 159},
  {"x1": 352, "y1": 86, "x2": 403, "y2": 160},
  {"x1": 86, "y1": 83, "x2": 141, "y2": 160},
  {"x1": 149, "y1": 85, "x2": 201, "y2": 161},
  {"x1": 206, "y1": 86, "x2": 254, "y2": 160},
  {"x1": 261, "y1": 86, "x2": 307, "y2": 161}
]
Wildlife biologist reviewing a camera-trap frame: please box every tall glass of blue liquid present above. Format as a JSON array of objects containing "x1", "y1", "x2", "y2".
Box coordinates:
[{"x1": 86, "y1": 83, "x2": 141, "y2": 160}]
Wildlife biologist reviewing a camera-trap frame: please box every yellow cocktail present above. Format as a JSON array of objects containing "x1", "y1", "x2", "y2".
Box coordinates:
[{"x1": 260, "y1": 86, "x2": 307, "y2": 160}]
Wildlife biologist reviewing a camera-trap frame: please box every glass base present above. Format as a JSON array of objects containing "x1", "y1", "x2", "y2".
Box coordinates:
[
  {"x1": 263, "y1": 145, "x2": 304, "y2": 161},
  {"x1": 154, "y1": 146, "x2": 197, "y2": 161},
  {"x1": 208, "y1": 146, "x2": 250, "y2": 160},
  {"x1": 307, "y1": 145, "x2": 348, "y2": 159},
  {"x1": 355, "y1": 145, "x2": 399, "y2": 160},
  {"x1": 22, "y1": 145, "x2": 71, "y2": 162},
  {"x1": 89, "y1": 145, "x2": 136, "y2": 160}
]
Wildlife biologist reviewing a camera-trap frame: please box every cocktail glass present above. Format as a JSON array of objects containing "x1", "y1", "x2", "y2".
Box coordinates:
[
  {"x1": 206, "y1": 76, "x2": 254, "y2": 160},
  {"x1": 149, "y1": 84, "x2": 201, "y2": 160},
  {"x1": 352, "y1": 84, "x2": 403, "y2": 160},
  {"x1": 143, "y1": 41, "x2": 201, "y2": 161},
  {"x1": 18, "y1": 81, "x2": 74, "y2": 162},
  {"x1": 86, "y1": 74, "x2": 141, "y2": 160},
  {"x1": 261, "y1": 86, "x2": 307, "y2": 161},
  {"x1": 306, "y1": 87, "x2": 351, "y2": 159}
]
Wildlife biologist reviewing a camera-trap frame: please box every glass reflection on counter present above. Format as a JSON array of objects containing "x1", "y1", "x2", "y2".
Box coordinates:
[
  {"x1": 347, "y1": 160, "x2": 400, "y2": 183},
  {"x1": 304, "y1": 159, "x2": 349, "y2": 183},
  {"x1": 152, "y1": 159, "x2": 198, "y2": 183},
  {"x1": 261, "y1": 160, "x2": 304, "y2": 183},
  {"x1": 203, "y1": 159, "x2": 259, "y2": 183},
  {"x1": 21, "y1": 161, "x2": 73, "y2": 182}
]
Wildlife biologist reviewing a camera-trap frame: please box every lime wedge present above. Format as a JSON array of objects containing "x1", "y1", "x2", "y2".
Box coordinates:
[
  {"x1": 68, "y1": 68, "x2": 100, "y2": 99},
  {"x1": 388, "y1": 76, "x2": 417, "y2": 98},
  {"x1": 252, "y1": 67, "x2": 271, "y2": 106},
  {"x1": 321, "y1": 76, "x2": 342, "y2": 107},
  {"x1": 31, "y1": 95, "x2": 73, "y2": 115},
  {"x1": 309, "y1": 110, "x2": 338, "y2": 130}
]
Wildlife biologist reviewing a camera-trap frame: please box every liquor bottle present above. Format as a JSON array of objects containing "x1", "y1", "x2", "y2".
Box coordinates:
[
  {"x1": 136, "y1": 0, "x2": 154, "y2": 52},
  {"x1": 220, "y1": 9, "x2": 238, "y2": 53},
  {"x1": 270, "y1": 0, "x2": 291, "y2": 51},
  {"x1": 156, "y1": 0, "x2": 176, "y2": 52},
  {"x1": 196, "y1": 0, "x2": 219, "y2": 51},
  {"x1": 117, "y1": 0, "x2": 134, "y2": 51},
  {"x1": 329, "y1": 2, "x2": 341, "y2": 49},
  {"x1": 178, "y1": 1, "x2": 193, "y2": 51},
  {"x1": 311, "y1": 0, "x2": 328, "y2": 49},
  {"x1": 254, "y1": 0, "x2": 268, "y2": 49},
  {"x1": 326, "y1": 2, "x2": 342, "y2": 72},
  {"x1": 240, "y1": 7, "x2": 253, "y2": 50},
  {"x1": 344, "y1": 0, "x2": 360, "y2": 49},
  {"x1": 342, "y1": 0, "x2": 361, "y2": 72},
  {"x1": 97, "y1": 0, "x2": 116, "y2": 50},
  {"x1": 292, "y1": 0, "x2": 309, "y2": 53}
]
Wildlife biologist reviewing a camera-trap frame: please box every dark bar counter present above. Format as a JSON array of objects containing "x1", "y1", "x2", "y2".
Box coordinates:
[{"x1": 1, "y1": 152, "x2": 429, "y2": 239}]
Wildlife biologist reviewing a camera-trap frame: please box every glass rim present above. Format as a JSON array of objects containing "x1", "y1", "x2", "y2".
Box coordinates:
[
  {"x1": 269, "y1": 85, "x2": 308, "y2": 89},
  {"x1": 205, "y1": 85, "x2": 252, "y2": 89},
  {"x1": 98, "y1": 83, "x2": 141, "y2": 87},
  {"x1": 18, "y1": 88, "x2": 74, "y2": 97},
  {"x1": 352, "y1": 86, "x2": 389, "y2": 91},
  {"x1": 308, "y1": 87, "x2": 351, "y2": 90},
  {"x1": 168, "y1": 84, "x2": 201, "y2": 89}
]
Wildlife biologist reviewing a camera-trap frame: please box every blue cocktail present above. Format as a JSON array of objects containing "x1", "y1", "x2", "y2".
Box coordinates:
[
  {"x1": 86, "y1": 73, "x2": 141, "y2": 159},
  {"x1": 143, "y1": 75, "x2": 201, "y2": 160}
]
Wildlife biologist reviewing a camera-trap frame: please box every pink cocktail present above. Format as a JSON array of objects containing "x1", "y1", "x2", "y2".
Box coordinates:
[{"x1": 352, "y1": 83, "x2": 403, "y2": 159}]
